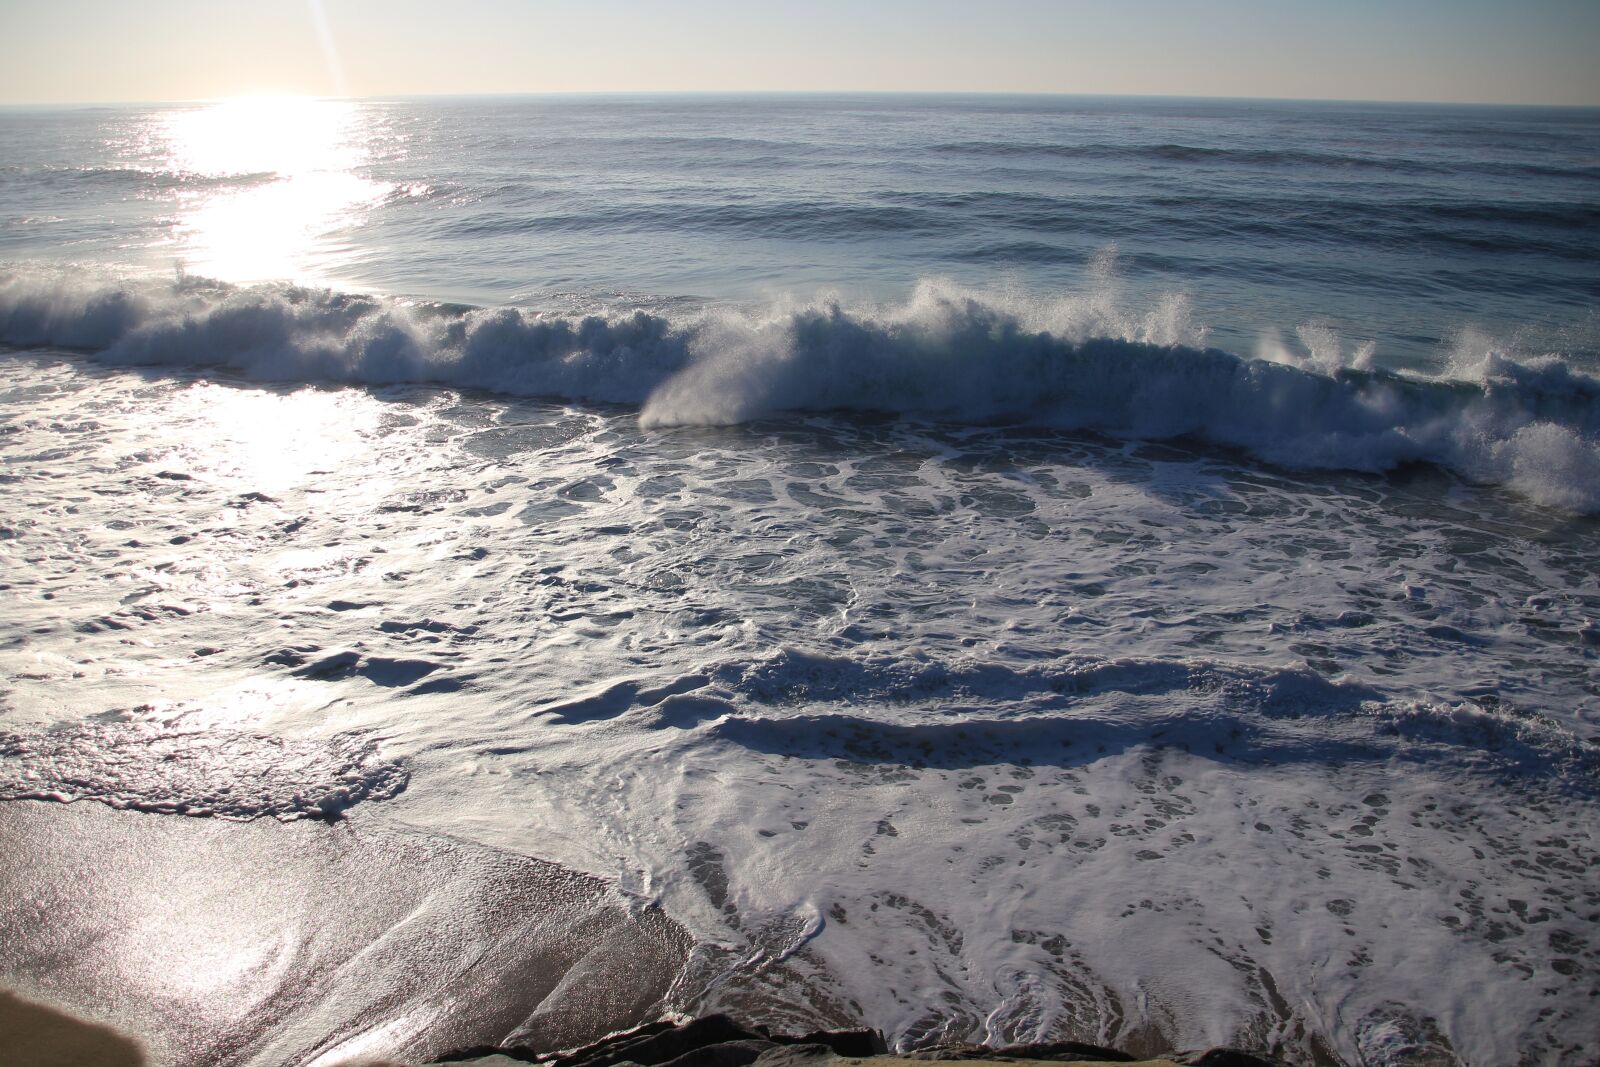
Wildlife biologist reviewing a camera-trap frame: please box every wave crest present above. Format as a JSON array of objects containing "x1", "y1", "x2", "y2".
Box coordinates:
[{"x1": 3, "y1": 268, "x2": 1598, "y2": 511}]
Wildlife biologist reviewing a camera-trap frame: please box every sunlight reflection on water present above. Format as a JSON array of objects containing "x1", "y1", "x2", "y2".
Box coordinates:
[
  {"x1": 168, "y1": 380, "x2": 387, "y2": 493},
  {"x1": 153, "y1": 98, "x2": 388, "y2": 284}
]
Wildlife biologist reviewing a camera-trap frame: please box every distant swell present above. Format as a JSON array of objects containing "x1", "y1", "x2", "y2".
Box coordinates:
[
  {"x1": 4, "y1": 269, "x2": 1599, "y2": 512},
  {"x1": 3, "y1": 164, "x2": 279, "y2": 191},
  {"x1": 926, "y1": 141, "x2": 1600, "y2": 182}
]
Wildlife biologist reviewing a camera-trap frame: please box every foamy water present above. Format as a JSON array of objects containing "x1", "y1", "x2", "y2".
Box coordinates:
[{"x1": 1, "y1": 94, "x2": 1597, "y2": 1065}]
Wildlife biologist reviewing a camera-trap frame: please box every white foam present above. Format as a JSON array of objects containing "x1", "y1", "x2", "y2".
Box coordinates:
[
  {"x1": 0, "y1": 719, "x2": 408, "y2": 820},
  {"x1": 4, "y1": 268, "x2": 1597, "y2": 511}
]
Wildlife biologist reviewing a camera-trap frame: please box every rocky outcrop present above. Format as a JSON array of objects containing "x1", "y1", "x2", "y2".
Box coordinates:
[
  {"x1": 434, "y1": 1015, "x2": 1284, "y2": 1067},
  {"x1": 437, "y1": 1014, "x2": 885, "y2": 1066}
]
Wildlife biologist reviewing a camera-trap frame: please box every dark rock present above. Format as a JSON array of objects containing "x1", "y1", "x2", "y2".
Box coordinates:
[
  {"x1": 435, "y1": 1043, "x2": 539, "y2": 1064},
  {"x1": 549, "y1": 1015, "x2": 767, "y2": 1067},
  {"x1": 655, "y1": 1038, "x2": 779, "y2": 1067},
  {"x1": 1173, "y1": 1050, "x2": 1284, "y2": 1067},
  {"x1": 992, "y1": 1042, "x2": 1135, "y2": 1062},
  {"x1": 750, "y1": 1045, "x2": 837, "y2": 1067},
  {"x1": 789, "y1": 1030, "x2": 887, "y2": 1058},
  {"x1": 902, "y1": 1042, "x2": 1133, "y2": 1062},
  {"x1": 436, "y1": 1015, "x2": 888, "y2": 1067}
]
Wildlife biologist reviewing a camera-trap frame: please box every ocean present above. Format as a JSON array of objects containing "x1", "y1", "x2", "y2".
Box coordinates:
[{"x1": 0, "y1": 93, "x2": 1597, "y2": 1065}]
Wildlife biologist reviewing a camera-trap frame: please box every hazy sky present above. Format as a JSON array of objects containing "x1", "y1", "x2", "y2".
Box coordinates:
[{"x1": 2, "y1": 0, "x2": 1596, "y2": 106}]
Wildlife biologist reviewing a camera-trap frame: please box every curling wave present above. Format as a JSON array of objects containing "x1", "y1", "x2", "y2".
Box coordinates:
[{"x1": 3, "y1": 269, "x2": 1598, "y2": 512}]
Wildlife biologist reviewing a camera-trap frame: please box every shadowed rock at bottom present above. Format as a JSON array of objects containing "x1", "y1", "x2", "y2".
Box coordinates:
[{"x1": 434, "y1": 1015, "x2": 1284, "y2": 1067}]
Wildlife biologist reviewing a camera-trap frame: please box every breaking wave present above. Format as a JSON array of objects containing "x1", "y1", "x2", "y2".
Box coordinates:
[{"x1": 3, "y1": 268, "x2": 1598, "y2": 512}]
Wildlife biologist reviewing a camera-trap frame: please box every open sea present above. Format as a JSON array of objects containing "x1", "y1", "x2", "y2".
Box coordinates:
[{"x1": 1, "y1": 94, "x2": 1598, "y2": 1065}]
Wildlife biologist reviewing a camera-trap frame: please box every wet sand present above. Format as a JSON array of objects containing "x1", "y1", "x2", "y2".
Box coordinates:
[{"x1": 0, "y1": 800, "x2": 690, "y2": 1066}]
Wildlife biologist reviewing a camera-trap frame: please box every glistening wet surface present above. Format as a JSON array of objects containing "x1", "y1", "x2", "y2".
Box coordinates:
[{"x1": 1, "y1": 352, "x2": 1596, "y2": 1064}]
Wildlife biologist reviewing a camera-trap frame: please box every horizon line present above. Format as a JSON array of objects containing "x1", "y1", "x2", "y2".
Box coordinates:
[{"x1": 3, "y1": 87, "x2": 1598, "y2": 111}]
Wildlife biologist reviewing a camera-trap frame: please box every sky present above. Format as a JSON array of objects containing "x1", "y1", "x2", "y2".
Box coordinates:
[{"x1": 1, "y1": 0, "x2": 1596, "y2": 106}]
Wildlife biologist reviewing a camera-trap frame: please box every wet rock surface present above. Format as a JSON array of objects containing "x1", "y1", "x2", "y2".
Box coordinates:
[{"x1": 435, "y1": 1015, "x2": 1285, "y2": 1067}]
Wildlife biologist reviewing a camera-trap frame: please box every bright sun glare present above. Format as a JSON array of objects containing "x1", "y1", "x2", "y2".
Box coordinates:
[
  {"x1": 160, "y1": 97, "x2": 385, "y2": 284},
  {"x1": 171, "y1": 382, "x2": 385, "y2": 495}
]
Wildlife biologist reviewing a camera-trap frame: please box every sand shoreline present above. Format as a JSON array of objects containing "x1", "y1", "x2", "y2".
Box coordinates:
[{"x1": 0, "y1": 798, "x2": 687, "y2": 1066}]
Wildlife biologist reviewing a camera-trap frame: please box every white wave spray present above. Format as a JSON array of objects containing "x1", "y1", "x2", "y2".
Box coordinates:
[{"x1": 3, "y1": 267, "x2": 1598, "y2": 512}]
